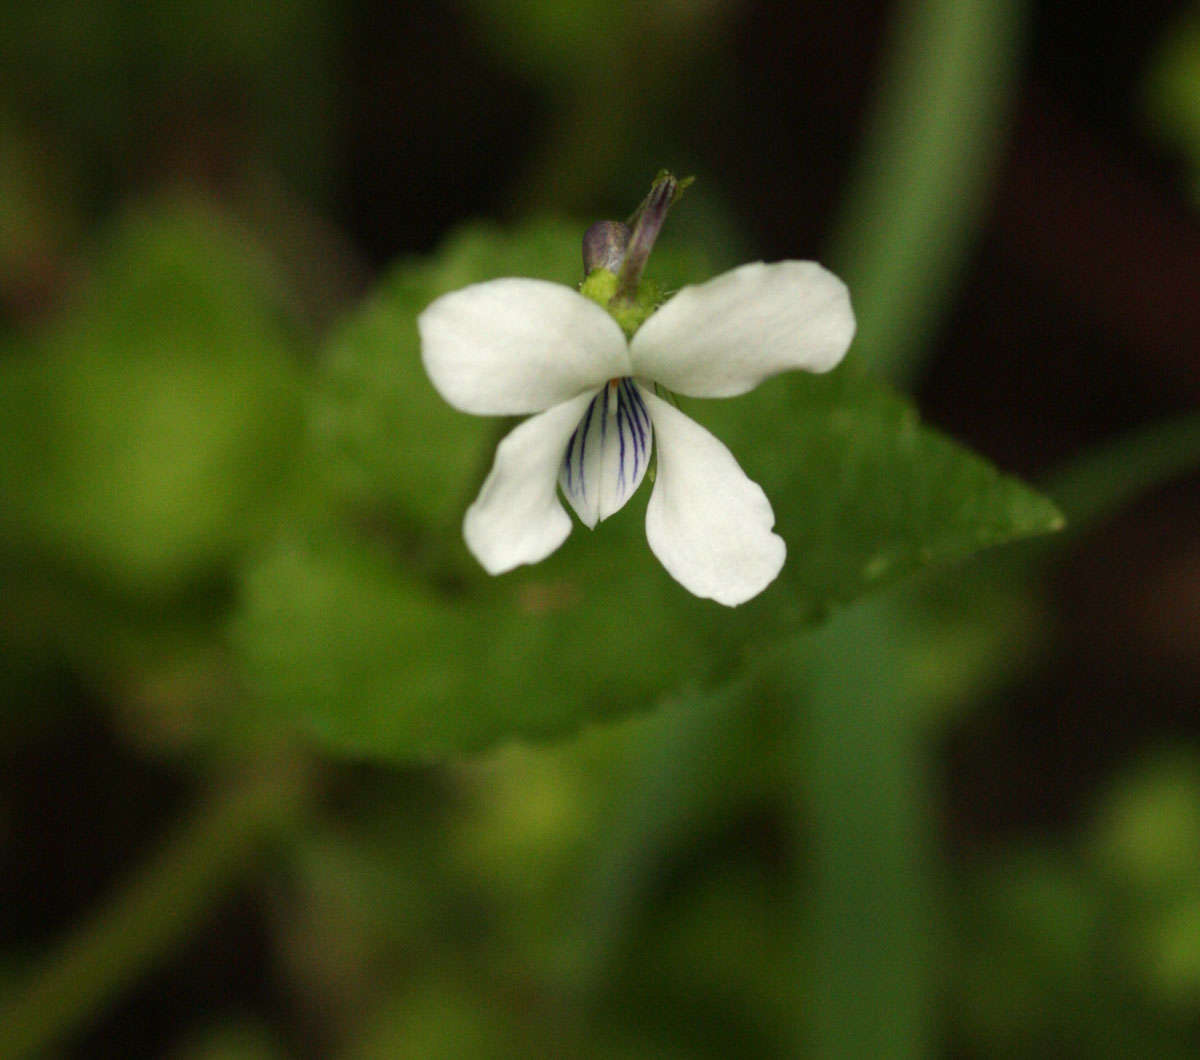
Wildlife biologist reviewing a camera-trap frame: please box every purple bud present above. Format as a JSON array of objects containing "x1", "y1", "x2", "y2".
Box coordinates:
[
  {"x1": 615, "y1": 173, "x2": 679, "y2": 303},
  {"x1": 583, "y1": 221, "x2": 631, "y2": 274}
]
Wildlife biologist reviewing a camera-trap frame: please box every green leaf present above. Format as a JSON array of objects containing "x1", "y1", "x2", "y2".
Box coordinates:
[
  {"x1": 0, "y1": 196, "x2": 304, "y2": 602},
  {"x1": 230, "y1": 220, "x2": 1062, "y2": 762},
  {"x1": 686, "y1": 355, "x2": 1063, "y2": 619}
]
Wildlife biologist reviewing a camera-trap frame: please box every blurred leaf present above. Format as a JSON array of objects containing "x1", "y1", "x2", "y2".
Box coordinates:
[
  {"x1": 955, "y1": 822, "x2": 1200, "y2": 1057},
  {"x1": 231, "y1": 220, "x2": 1061, "y2": 761},
  {"x1": 1139, "y1": 895, "x2": 1200, "y2": 1012},
  {"x1": 0, "y1": 196, "x2": 304, "y2": 602},
  {"x1": 457, "y1": 0, "x2": 730, "y2": 91},
  {"x1": 1088, "y1": 749, "x2": 1200, "y2": 899},
  {"x1": 609, "y1": 862, "x2": 794, "y2": 1058},
  {"x1": 0, "y1": 0, "x2": 339, "y2": 198},
  {"x1": 447, "y1": 739, "x2": 605, "y2": 911},
  {"x1": 169, "y1": 1018, "x2": 287, "y2": 1060},
  {"x1": 1086, "y1": 750, "x2": 1200, "y2": 1016},
  {"x1": 1144, "y1": 2, "x2": 1200, "y2": 208},
  {"x1": 343, "y1": 976, "x2": 519, "y2": 1060},
  {"x1": 458, "y1": 0, "x2": 633, "y2": 82},
  {"x1": 956, "y1": 847, "x2": 1102, "y2": 1054},
  {"x1": 230, "y1": 526, "x2": 692, "y2": 758}
]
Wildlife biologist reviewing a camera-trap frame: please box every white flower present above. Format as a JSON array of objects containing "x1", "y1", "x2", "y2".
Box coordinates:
[{"x1": 418, "y1": 260, "x2": 855, "y2": 606}]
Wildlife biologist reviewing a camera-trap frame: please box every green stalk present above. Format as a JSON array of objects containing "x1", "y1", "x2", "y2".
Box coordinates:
[
  {"x1": 790, "y1": 5, "x2": 1032, "y2": 1051},
  {"x1": 829, "y1": 0, "x2": 1030, "y2": 386},
  {"x1": 0, "y1": 752, "x2": 309, "y2": 1060},
  {"x1": 792, "y1": 599, "x2": 936, "y2": 1059}
]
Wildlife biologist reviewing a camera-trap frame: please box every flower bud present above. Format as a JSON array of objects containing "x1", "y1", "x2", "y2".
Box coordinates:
[
  {"x1": 615, "y1": 173, "x2": 681, "y2": 304},
  {"x1": 582, "y1": 220, "x2": 631, "y2": 275}
]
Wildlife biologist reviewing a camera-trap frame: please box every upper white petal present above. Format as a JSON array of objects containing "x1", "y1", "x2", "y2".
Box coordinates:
[
  {"x1": 641, "y1": 389, "x2": 785, "y2": 606},
  {"x1": 420, "y1": 279, "x2": 631, "y2": 415},
  {"x1": 463, "y1": 392, "x2": 595, "y2": 574},
  {"x1": 629, "y1": 261, "x2": 855, "y2": 398},
  {"x1": 559, "y1": 379, "x2": 654, "y2": 529}
]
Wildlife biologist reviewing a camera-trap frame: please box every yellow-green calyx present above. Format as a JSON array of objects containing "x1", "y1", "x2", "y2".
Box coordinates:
[{"x1": 580, "y1": 268, "x2": 664, "y2": 338}]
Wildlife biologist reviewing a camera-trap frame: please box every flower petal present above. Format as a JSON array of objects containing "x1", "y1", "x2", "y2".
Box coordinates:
[
  {"x1": 420, "y1": 279, "x2": 631, "y2": 415},
  {"x1": 641, "y1": 389, "x2": 785, "y2": 606},
  {"x1": 629, "y1": 261, "x2": 854, "y2": 398},
  {"x1": 559, "y1": 378, "x2": 654, "y2": 529},
  {"x1": 464, "y1": 392, "x2": 595, "y2": 574}
]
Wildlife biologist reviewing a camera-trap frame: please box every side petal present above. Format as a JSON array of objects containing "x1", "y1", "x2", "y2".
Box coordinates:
[
  {"x1": 641, "y1": 389, "x2": 785, "y2": 606},
  {"x1": 464, "y1": 392, "x2": 594, "y2": 574},
  {"x1": 559, "y1": 378, "x2": 654, "y2": 529},
  {"x1": 420, "y1": 279, "x2": 630, "y2": 415},
  {"x1": 629, "y1": 261, "x2": 855, "y2": 398}
]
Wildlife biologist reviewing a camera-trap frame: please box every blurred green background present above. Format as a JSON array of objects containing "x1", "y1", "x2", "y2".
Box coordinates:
[{"x1": 2, "y1": 1, "x2": 1199, "y2": 1057}]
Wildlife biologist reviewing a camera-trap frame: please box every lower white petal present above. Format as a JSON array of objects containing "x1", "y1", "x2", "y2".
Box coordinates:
[
  {"x1": 464, "y1": 392, "x2": 595, "y2": 574},
  {"x1": 559, "y1": 378, "x2": 653, "y2": 528},
  {"x1": 641, "y1": 389, "x2": 785, "y2": 606}
]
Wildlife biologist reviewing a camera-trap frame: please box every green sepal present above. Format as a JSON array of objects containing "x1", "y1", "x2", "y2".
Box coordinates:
[{"x1": 580, "y1": 268, "x2": 663, "y2": 338}]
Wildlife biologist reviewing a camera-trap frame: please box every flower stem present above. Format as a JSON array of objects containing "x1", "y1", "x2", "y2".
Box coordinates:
[{"x1": 0, "y1": 750, "x2": 311, "y2": 1060}]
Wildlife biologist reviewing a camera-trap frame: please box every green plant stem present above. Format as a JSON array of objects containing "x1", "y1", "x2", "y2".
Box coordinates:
[
  {"x1": 790, "y1": 7, "x2": 1031, "y2": 1039},
  {"x1": 793, "y1": 599, "x2": 936, "y2": 1059},
  {"x1": 0, "y1": 751, "x2": 310, "y2": 1060},
  {"x1": 829, "y1": 0, "x2": 1030, "y2": 386},
  {"x1": 1042, "y1": 413, "x2": 1200, "y2": 534}
]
